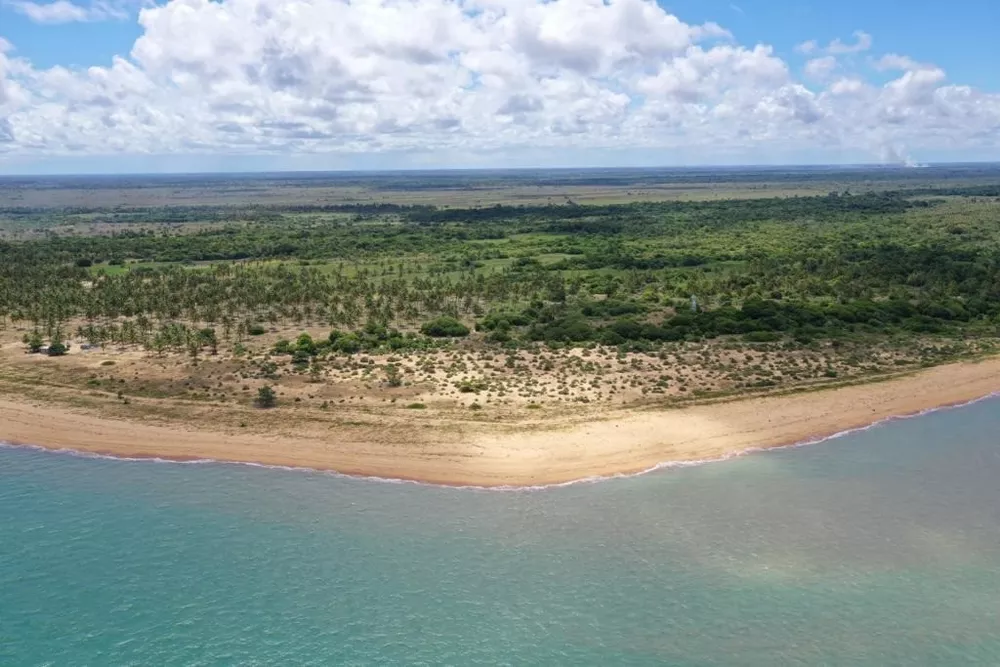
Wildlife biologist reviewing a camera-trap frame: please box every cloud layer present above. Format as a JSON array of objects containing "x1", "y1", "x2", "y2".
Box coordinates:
[
  {"x1": 1, "y1": 0, "x2": 998, "y2": 166},
  {"x1": 5, "y1": 0, "x2": 130, "y2": 24}
]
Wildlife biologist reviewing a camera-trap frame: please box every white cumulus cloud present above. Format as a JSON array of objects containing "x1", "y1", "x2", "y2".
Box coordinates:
[
  {"x1": 804, "y1": 56, "x2": 837, "y2": 81},
  {"x1": 796, "y1": 30, "x2": 872, "y2": 57},
  {"x1": 875, "y1": 53, "x2": 933, "y2": 72},
  {"x1": 5, "y1": 0, "x2": 130, "y2": 23},
  {"x1": 827, "y1": 30, "x2": 872, "y2": 55},
  {"x1": 0, "y1": 0, "x2": 998, "y2": 166}
]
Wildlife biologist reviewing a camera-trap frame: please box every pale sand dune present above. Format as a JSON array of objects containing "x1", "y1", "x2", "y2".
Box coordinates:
[{"x1": 2, "y1": 358, "x2": 999, "y2": 487}]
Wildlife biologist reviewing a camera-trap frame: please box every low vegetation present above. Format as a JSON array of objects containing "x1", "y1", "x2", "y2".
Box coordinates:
[{"x1": 1, "y1": 168, "x2": 998, "y2": 426}]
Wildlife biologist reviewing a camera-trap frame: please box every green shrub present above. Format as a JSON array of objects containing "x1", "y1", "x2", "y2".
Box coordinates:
[
  {"x1": 24, "y1": 330, "x2": 44, "y2": 354},
  {"x1": 421, "y1": 316, "x2": 470, "y2": 337},
  {"x1": 456, "y1": 379, "x2": 488, "y2": 393},
  {"x1": 384, "y1": 364, "x2": 403, "y2": 387},
  {"x1": 256, "y1": 385, "x2": 277, "y2": 408},
  {"x1": 334, "y1": 334, "x2": 362, "y2": 354},
  {"x1": 743, "y1": 331, "x2": 781, "y2": 343},
  {"x1": 47, "y1": 342, "x2": 68, "y2": 356},
  {"x1": 295, "y1": 332, "x2": 317, "y2": 355}
]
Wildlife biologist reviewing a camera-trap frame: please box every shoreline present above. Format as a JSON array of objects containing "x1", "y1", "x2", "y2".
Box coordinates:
[
  {"x1": 5, "y1": 387, "x2": 996, "y2": 492},
  {"x1": 2, "y1": 357, "x2": 999, "y2": 487}
]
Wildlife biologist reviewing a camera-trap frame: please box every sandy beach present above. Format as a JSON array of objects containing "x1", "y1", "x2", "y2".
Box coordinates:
[{"x1": 2, "y1": 357, "x2": 999, "y2": 487}]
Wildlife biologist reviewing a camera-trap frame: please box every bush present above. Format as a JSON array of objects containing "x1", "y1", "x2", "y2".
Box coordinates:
[
  {"x1": 528, "y1": 315, "x2": 594, "y2": 343},
  {"x1": 256, "y1": 385, "x2": 277, "y2": 408},
  {"x1": 334, "y1": 333, "x2": 362, "y2": 354},
  {"x1": 420, "y1": 316, "x2": 470, "y2": 337},
  {"x1": 609, "y1": 318, "x2": 644, "y2": 340},
  {"x1": 456, "y1": 379, "x2": 487, "y2": 393},
  {"x1": 486, "y1": 329, "x2": 511, "y2": 343},
  {"x1": 384, "y1": 364, "x2": 403, "y2": 387},
  {"x1": 743, "y1": 331, "x2": 781, "y2": 343},
  {"x1": 24, "y1": 331, "x2": 44, "y2": 354},
  {"x1": 248, "y1": 324, "x2": 267, "y2": 336},
  {"x1": 47, "y1": 341, "x2": 68, "y2": 356},
  {"x1": 295, "y1": 332, "x2": 317, "y2": 355}
]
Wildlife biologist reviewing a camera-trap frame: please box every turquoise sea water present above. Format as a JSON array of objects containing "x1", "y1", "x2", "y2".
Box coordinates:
[{"x1": 2, "y1": 398, "x2": 1000, "y2": 665}]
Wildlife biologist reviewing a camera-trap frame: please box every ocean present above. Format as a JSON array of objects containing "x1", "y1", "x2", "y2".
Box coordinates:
[{"x1": 2, "y1": 397, "x2": 1000, "y2": 665}]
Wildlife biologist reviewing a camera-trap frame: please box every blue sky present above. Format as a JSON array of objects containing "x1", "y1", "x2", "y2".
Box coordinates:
[
  {"x1": 6, "y1": 0, "x2": 996, "y2": 89},
  {"x1": 0, "y1": 0, "x2": 998, "y2": 173},
  {"x1": 670, "y1": 0, "x2": 1000, "y2": 91},
  {"x1": 1, "y1": 14, "x2": 142, "y2": 69}
]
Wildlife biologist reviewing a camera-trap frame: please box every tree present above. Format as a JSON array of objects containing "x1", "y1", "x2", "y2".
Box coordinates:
[
  {"x1": 24, "y1": 330, "x2": 44, "y2": 354},
  {"x1": 256, "y1": 385, "x2": 277, "y2": 408}
]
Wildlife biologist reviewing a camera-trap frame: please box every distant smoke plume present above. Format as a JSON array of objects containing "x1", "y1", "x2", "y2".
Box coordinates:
[{"x1": 878, "y1": 143, "x2": 925, "y2": 168}]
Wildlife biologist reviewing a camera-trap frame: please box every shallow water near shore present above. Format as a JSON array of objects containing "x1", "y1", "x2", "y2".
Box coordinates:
[{"x1": 3, "y1": 398, "x2": 1000, "y2": 664}]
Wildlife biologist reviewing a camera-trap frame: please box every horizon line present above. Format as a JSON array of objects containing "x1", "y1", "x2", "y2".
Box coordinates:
[{"x1": 2, "y1": 160, "x2": 1000, "y2": 179}]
